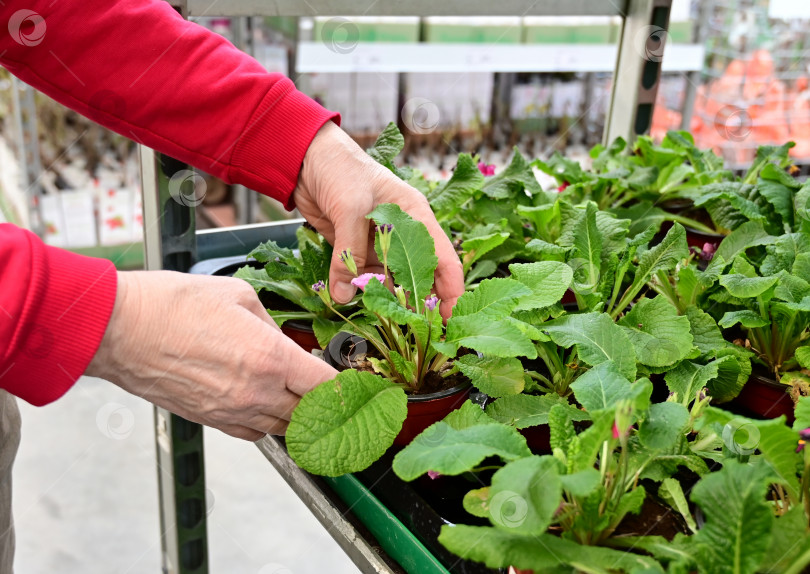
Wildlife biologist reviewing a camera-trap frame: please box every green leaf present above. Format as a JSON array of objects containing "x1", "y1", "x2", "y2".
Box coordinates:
[
  {"x1": 542, "y1": 312, "x2": 637, "y2": 381},
  {"x1": 718, "y1": 310, "x2": 770, "y2": 329},
  {"x1": 755, "y1": 418, "x2": 802, "y2": 502},
  {"x1": 665, "y1": 360, "x2": 718, "y2": 405},
  {"x1": 247, "y1": 240, "x2": 297, "y2": 264},
  {"x1": 461, "y1": 232, "x2": 509, "y2": 267},
  {"x1": 438, "y1": 525, "x2": 665, "y2": 573},
  {"x1": 507, "y1": 261, "x2": 573, "y2": 310},
  {"x1": 560, "y1": 469, "x2": 601, "y2": 497},
  {"x1": 485, "y1": 394, "x2": 588, "y2": 429},
  {"x1": 441, "y1": 316, "x2": 538, "y2": 359},
  {"x1": 686, "y1": 306, "x2": 727, "y2": 356},
  {"x1": 570, "y1": 202, "x2": 602, "y2": 291},
  {"x1": 367, "y1": 203, "x2": 437, "y2": 310},
  {"x1": 455, "y1": 355, "x2": 525, "y2": 397},
  {"x1": 719, "y1": 273, "x2": 779, "y2": 298},
  {"x1": 482, "y1": 148, "x2": 542, "y2": 199},
  {"x1": 691, "y1": 460, "x2": 776, "y2": 574},
  {"x1": 705, "y1": 221, "x2": 775, "y2": 275},
  {"x1": 659, "y1": 478, "x2": 697, "y2": 533},
  {"x1": 638, "y1": 402, "x2": 690, "y2": 450},
  {"x1": 287, "y1": 371, "x2": 407, "y2": 476},
  {"x1": 794, "y1": 396, "x2": 810, "y2": 431},
  {"x1": 462, "y1": 487, "x2": 491, "y2": 518},
  {"x1": 392, "y1": 422, "x2": 531, "y2": 481},
  {"x1": 619, "y1": 296, "x2": 694, "y2": 368},
  {"x1": 428, "y1": 153, "x2": 485, "y2": 214},
  {"x1": 311, "y1": 316, "x2": 341, "y2": 348},
  {"x1": 759, "y1": 506, "x2": 810, "y2": 574},
  {"x1": 361, "y1": 278, "x2": 422, "y2": 325},
  {"x1": 619, "y1": 223, "x2": 689, "y2": 310},
  {"x1": 452, "y1": 277, "x2": 530, "y2": 318},
  {"x1": 757, "y1": 178, "x2": 794, "y2": 229},
  {"x1": 366, "y1": 122, "x2": 405, "y2": 166},
  {"x1": 570, "y1": 361, "x2": 647, "y2": 413},
  {"x1": 743, "y1": 142, "x2": 794, "y2": 184},
  {"x1": 444, "y1": 401, "x2": 494, "y2": 430},
  {"x1": 487, "y1": 456, "x2": 562, "y2": 535}
]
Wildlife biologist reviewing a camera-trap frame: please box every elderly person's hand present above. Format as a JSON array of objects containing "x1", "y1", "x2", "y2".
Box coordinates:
[
  {"x1": 293, "y1": 122, "x2": 464, "y2": 320},
  {"x1": 87, "y1": 271, "x2": 338, "y2": 441}
]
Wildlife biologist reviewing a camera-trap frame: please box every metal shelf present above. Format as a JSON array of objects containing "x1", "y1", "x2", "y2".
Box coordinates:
[{"x1": 187, "y1": 0, "x2": 627, "y2": 18}]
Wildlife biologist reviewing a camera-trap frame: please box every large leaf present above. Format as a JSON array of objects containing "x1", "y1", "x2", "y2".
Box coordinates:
[
  {"x1": 691, "y1": 460, "x2": 775, "y2": 574},
  {"x1": 392, "y1": 422, "x2": 531, "y2": 481},
  {"x1": 619, "y1": 296, "x2": 694, "y2": 368},
  {"x1": 366, "y1": 122, "x2": 405, "y2": 168},
  {"x1": 455, "y1": 355, "x2": 525, "y2": 397},
  {"x1": 508, "y1": 261, "x2": 573, "y2": 310},
  {"x1": 428, "y1": 153, "x2": 484, "y2": 214},
  {"x1": 569, "y1": 202, "x2": 602, "y2": 295},
  {"x1": 452, "y1": 277, "x2": 529, "y2": 318},
  {"x1": 542, "y1": 312, "x2": 637, "y2": 381},
  {"x1": 755, "y1": 417, "x2": 802, "y2": 502},
  {"x1": 569, "y1": 361, "x2": 646, "y2": 413},
  {"x1": 719, "y1": 273, "x2": 779, "y2": 298},
  {"x1": 287, "y1": 371, "x2": 407, "y2": 476},
  {"x1": 686, "y1": 306, "x2": 727, "y2": 356},
  {"x1": 718, "y1": 310, "x2": 770, "y2": 329},
  {"x1": 367, "y1": 203, "x2": 437, "y2": 310},
  {"x1": 638, "y1": 402, "x2": 690, "y2": 450},
  {"x1": 438, "y1": 525, "x2": 664, "y2": 573},
  {"x1": 485, "y1": 394, "x2": 589, "y2": 429},
  {"x1": 482, "y1": 148, "x2": 542, "y2": 199},
  {"x1": 705, "y1": 221, "x2": 775, "y2": 275},
  {"x1": 794, "y1": 395, "x2": 810, "y2": 431},
  {"x1": 759, "y1": 506, "x2": 810, "y2": 574},
  {"x1": 487, "y1": 456, "x2": 562, "y2": 535}
]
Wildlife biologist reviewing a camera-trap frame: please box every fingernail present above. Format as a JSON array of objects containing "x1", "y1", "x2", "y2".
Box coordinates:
[{"x1": 333, "y1": 281, "x2": 356, "y2": 304}]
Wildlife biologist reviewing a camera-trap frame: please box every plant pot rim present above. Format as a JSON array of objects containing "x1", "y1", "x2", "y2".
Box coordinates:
[
  {"x1": 323, "y1": 333, "x2": 471, "y2": 402},
  {"x1": 683, "y1": 225, "x2": 725, "y2": 239},
  {"x1": 748, "y1": 372, "x2": 787, "y2": 389}
]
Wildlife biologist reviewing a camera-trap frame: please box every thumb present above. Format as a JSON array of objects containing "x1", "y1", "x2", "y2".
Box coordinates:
[{"x1": 329, "y1": 219, "x2": 372, "y2": 304}]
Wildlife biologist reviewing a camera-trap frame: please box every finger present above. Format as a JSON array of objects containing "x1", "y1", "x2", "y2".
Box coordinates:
[
  {"x1": 216, "y1": 424, "x2": 266, "y2": 442},
  {"x1": 329, "y1": 215, "x2": 374, "y2": 304},
  {"x1": 250, "y1": 414, "x2": 290, "y2": 436},
  {"x1": 285, "y1": 352, "x2": 338, "y2": 396}
]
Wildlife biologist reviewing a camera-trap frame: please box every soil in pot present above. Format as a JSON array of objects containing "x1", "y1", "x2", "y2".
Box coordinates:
[{"x1": 324, "y1": 333, "x2": 472, "y2": 446}]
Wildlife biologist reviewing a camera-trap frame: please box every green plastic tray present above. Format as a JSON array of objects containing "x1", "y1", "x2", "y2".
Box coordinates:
[{"x1": 324, "y1": 473, "x2": 451, "y2": 574}]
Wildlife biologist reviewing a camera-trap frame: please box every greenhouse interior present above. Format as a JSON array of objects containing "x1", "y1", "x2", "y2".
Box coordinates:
[{"x1": 3, "y1": 0, "x2": 810, "y2": 573}]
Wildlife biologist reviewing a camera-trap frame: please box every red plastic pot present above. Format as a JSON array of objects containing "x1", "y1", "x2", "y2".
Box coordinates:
[
  {"x1": 729, "y1": 373, "x2": 795, "y2": 424},
  {"x1": 323, "y1": 333, "x2": 471, "y2": 446},
  {"x1": 396, "y1": 383, "x2": 471, "y2": 446},
  {"x1": 281, "y1": 320, "x2": 320, "y2": 353}
]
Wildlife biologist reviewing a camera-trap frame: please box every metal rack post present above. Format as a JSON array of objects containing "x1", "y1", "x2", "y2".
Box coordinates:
[{"x1": 139, "y1": 2, "x2": 674, "y2": 571}]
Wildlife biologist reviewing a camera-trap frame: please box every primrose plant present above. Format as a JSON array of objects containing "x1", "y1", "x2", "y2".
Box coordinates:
[{"x1": 286, "y1": 203, "x2": 574, "y2": 477}]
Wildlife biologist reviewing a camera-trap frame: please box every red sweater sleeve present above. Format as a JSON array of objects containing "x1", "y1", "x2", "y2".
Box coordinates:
[
  {"x1": 0, "y1": 0, "x2": 340, "y2": 404},
  {"x1": 0, "y1": 225, "x2": 117, "y2": 405},
  {"x1": 0, "y1": 0, "x2": 339, "y2": 208}
]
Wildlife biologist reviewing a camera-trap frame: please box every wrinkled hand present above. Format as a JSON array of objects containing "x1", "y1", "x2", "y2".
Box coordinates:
[
  {"x1": 293, "y1": 121, "x2": 464, "y2": 319},
  {"x1": 86, "y1": 271, "x2": 338, "y2": 441}
]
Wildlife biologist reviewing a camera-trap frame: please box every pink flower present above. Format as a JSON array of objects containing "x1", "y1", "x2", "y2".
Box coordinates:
[
  {"x1": 478, "y1": 162, "x2": 496, "y2": 176},
  {"x1": 701, "y1": 242, "x2": 716, "y2": 261},
  {"x1": 427, "y1": 470, "x2": 441, "y2": 480},
  {"x1": 557, "y1": 181, "x2": 570, "y2": 193},
  {"x1": 425, "y1": 295, "x2": 439, "y2": 311},
  {"x1": 612, "y1": 422, "x2": 631, "y2": 440},
  {"x1": 351, "y1": 273, "x2": 386, "y2": 291}
]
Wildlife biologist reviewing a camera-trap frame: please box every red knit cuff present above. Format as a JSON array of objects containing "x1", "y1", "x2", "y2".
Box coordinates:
[
  {"x1": 228, "y1": 78, "x2": 340, "y2": 210},
  {"x1": 5, "y1": 246, "x2": 117, "y2": 406}
]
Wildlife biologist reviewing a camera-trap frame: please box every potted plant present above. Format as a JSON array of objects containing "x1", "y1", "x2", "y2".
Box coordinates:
[
  {"x1": 285, "y1": 203, "x2": 573, "y2": 475},
  {"x1": 234, "y1": 225, "x2": 355, "y2": 352}
]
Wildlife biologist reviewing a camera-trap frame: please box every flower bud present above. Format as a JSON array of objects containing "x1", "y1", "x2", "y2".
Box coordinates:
[{"x1": 339, "y1": 249, "x2": 358, "y2": 276}]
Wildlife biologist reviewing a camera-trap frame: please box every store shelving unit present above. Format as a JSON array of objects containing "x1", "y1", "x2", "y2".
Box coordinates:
[{"x1": 141, "y1": 1, "x2": 678, "y2": 572}]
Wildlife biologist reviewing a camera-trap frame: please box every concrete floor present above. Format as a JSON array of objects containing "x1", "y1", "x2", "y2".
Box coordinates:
[{"x1": 13, "y1": 376, "x2": 360, "y2": 574}]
